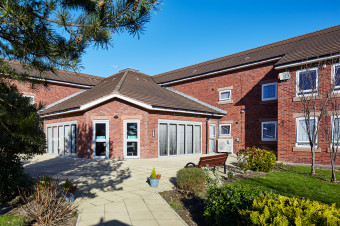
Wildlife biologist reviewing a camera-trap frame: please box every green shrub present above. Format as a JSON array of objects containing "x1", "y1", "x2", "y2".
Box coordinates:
[
  {"x1": 0, "y1": 156, "x2": 33, "y2": 201},
  {"x1": 176, "y1": 168, "x2": 206, "y2": 193},
  {"x1": 237, "y1": 147, "x2": 276, "y2": 172},
  {"x1": 204, "y1": 185, "x2": 264, "y2": 225},
  {"x1": 150, "y1": 168, "x2": 157, "y2": 179},
  {"x1": 239, "y1": 194, "x2": 340, "y2": 225}
]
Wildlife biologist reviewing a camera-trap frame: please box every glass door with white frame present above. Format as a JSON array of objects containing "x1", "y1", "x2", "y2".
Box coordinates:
[
  {"x1": 93, "y1": 120, "x2": 109, "y2": 158},
  {"x1": 124, "y1": 120, "x2": 140, "y2": 158},
  {"x1": 209, "y1": 124, "x2": 216, "y2": 153}
]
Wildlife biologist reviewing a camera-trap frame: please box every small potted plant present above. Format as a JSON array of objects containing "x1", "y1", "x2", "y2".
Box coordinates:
[
  {"x1": 148, "y1": 168, "x2": 161, "y2": 188},
  {"x1": 62, "y1": 178, "x2": 77, "y2": 202}
]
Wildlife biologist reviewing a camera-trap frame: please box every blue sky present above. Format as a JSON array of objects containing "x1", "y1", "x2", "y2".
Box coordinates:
[{"x1": 80, "y1": 0, "x2": 340, "y2": 77}]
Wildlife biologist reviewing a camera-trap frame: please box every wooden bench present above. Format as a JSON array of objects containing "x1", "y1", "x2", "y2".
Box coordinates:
[{"x1": 185, "y1": 153, "x2": 229, "y2": 174}]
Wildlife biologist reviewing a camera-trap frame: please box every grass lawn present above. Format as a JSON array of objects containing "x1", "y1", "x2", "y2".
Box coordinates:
[
  {"x1": 0, "y1": 215, "x2": 26, "y2": 226},
  {"x1": 232, "y1": 166, "x2": 340, "y2": 205}
]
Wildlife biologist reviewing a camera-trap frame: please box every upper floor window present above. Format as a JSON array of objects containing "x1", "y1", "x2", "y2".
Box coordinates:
[
  {"x1": 219, "y1": 124, "x2": 231, "y2": 137},
  {"x1": 296, "y1": 117, "x2": 317, "y2": 147},
  {"x1": 261, "y1": 121, "x2": 277, "y2": 141},
  {"x1": 219, "y1": 90, "x2": 231, "y2": 101},
  {"x1": 261, "y1": 82, "x2": 277, "y2": 101},
  {"x1": 23, "y1": 94, "x2": 34, "y2": 105},
  {"x1": 332, "y1": 63, "x2": 340, "y2": 91},
  {"x1": 296, "y1": 68, "x2": 318, "y2": 95}
]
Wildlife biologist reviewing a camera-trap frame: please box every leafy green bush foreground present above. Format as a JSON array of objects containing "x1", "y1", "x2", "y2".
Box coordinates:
[
  {"x1": 204, "y1": 185, "x2": 264, "y2": 225},
  {"x1": 240, "y1": 194, "x2": 340, "y2": 225},
  {"x1": 0, "y1": 215, "x2": 27, "y2": 226},
  {"x1": 237, "y1": 147, "x2": 276, "y2": 172}
]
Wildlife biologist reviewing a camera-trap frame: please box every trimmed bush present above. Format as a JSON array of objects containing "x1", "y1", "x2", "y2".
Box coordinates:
[
  {"x1": 204, "y1": 185, "x2": 264, "y2": 225},
  {"x1": 176, "y1": 168, "x2": 206, "y2": 193},
  {"x1": 239, "y1": 194, "x2": 340, "y2": 225},
  {"x1": 237, "y1": 147, "x2": 276, "y2": 172}
]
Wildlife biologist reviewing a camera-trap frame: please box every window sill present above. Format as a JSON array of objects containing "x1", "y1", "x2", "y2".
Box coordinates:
[
  {"x1": 260, "y1": 140, "x2": 277, "y2": 144},
  {"x1": 259, "y1": 100, "x2": 277, "y2": 104},
  {"x1": 218, "y1": 100, "x2": 233, "y2": 105},
  {"x1": 292, "y1": 147, "x2": 321, "y2": 152},
  {"x1": 219, "y1": 135, "x2": 232, "y2": 138},
  {"x1": 292, "y1": 95, "x2": 322, "y2": 102}
]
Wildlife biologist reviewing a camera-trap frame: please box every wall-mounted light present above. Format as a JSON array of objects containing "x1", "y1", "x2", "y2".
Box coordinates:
[
  {"x1": 152, "y1": 129, "x2": 155, "y2": 137},
  {"x1": 114, "y1": 115, "x2": 118, "y2": 119},
  {"x1": 240, "y1": 109, "x2": 246, "y2": 114}
]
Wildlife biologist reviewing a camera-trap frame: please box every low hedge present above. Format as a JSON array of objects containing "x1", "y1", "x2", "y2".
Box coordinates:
[
  {"x1": 204, "y1": 185, "x2": 264, "y2": 225},
  {"x1": 239, "y1": 194, "x2": 340, "y2": 225},
  {"x1": 237, "y1": 147, "x2": 276, "y2": 172},
  {"x1": 176, "y1": 168, "x2": 206, "y2": 193}
]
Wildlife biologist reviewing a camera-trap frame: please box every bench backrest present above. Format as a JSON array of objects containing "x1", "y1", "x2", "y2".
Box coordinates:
[{"x1": 198, "y1": 153, "x2": 228, "y2": 167}]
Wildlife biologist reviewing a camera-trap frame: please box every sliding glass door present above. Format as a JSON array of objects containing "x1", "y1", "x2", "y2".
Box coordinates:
[{"x1": 159, "y1": 120, "x2": 202, "y2": 157}]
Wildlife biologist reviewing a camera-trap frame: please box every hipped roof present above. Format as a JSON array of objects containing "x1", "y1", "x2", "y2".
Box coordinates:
[{"x1": 40, "y1": 70, "x2": 224, "y2": 116}]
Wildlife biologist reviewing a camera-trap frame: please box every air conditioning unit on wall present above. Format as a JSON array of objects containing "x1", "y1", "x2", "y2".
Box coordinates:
[
  {"x1": 279, "y1": 72, "x2": 290, "y2": 80},
  {"x1": 218, "y1": 138, "x2": 233, "y2": 153}
]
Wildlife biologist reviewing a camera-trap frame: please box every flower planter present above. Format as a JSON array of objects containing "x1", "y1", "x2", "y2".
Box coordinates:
[
  {"x1": 148, "y1": 178, "x2": 160, "y2": 188},
  {"x1": 65, "y1": 192, "x2": 75, "y2": 202}
]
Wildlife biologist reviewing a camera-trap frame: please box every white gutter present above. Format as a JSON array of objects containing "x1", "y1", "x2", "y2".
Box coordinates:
[
  {"x1": 27, "y1": 76, "x2": 95, "y2": 88},
  {"x1": 275, "y1": 54, "x2": 340, "y2": 70},
  {"x1": 41, "y1": 93, "x2": 224, "y2": 118},
  {"x1": 158, "y1": 56, "x2": 283, "y2": 85}
]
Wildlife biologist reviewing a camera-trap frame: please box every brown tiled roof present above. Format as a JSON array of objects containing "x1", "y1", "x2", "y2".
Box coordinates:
[
  {"x1": 7, "y1": 60, "x2": 103, "y2": 86},
  {"x1": 40, "y1": 70, "x2": 224, "y2": 116},
  {"x1": 153, "y1": 25, "x2": 340, "y2": 84}
]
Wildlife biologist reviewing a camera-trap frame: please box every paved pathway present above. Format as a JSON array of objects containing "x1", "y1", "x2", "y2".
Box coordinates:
[{"x1": 24, "y1": 154, "x2": 238, "y2": 226}]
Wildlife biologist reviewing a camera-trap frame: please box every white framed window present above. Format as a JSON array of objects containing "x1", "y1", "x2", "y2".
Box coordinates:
[
  {"x1": 219, "y1": 90, "x2": 231, "y2": 101},
  {"x1": 261, "y1": 121, "x2": 277, "y2": 141},
  {"x1": 296, "y1": 117, "x2": 318, "y2": 147},
  {"x1": 23, "y1": 94, "x2": 34, "y2": 105},
  {"x1": 296, "y1": 68, "x2": 318, "y2": 95},
  {"x1": 331, "y1": 63, "x2": 340, "y2": 92},
  {"x1": 331, "y1": 116, "x2": 340, "y2": 147},
  {"x1": 219, "y1": 124, "x2": 231, "y2": 137},
  {"x1": 261, "y1": 82, "x2": 277, "y2": 101}
]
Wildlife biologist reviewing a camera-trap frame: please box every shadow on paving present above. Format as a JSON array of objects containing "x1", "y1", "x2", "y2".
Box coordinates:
[
  {"x1": 94, "y1": 218, "x2": 129, "y2": 226},
  {"x1": 23, "y1": 156, "x2": 131, "y2": 199}
]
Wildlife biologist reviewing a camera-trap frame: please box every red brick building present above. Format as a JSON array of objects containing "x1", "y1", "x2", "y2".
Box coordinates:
[{"x1": 12, "y1": 25, "x2": 340, "y2": 165}]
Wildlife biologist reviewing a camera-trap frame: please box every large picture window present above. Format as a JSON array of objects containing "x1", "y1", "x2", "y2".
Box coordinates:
[
  {"x1": 159, "y1": 120, "x2": 202, "y2": 157},
  {"x1": 296, "y1": 68, "x2": 318, "y2": 95},
  {"x1": 332, "y1": 116, "x2": 340, "y2": 146},
  {"x1": 296, "y1": 117, "x2": 317, "y2": 146},
  {"x1": 332, "y1": 63, "x2": 340, "y2": 91}
]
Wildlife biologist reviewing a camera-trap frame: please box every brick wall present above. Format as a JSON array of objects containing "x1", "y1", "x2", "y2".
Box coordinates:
[
  {"x1": 10, "y1": 79, "x2": 85, "y2": 107},
  {"x1": 278, "y1": 64, "x2": 340, "y2": 165},
  {"x1": 44, "y1": 98, "x2": 208, "y2": 159},
  {"x1": 167, "y1": 62, "x2": 279, "y2": 153}
]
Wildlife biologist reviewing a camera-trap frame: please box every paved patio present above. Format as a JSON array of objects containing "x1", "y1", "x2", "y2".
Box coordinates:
[{"x1": 24, "y1": 154, "x2": 238, "y2": 226}]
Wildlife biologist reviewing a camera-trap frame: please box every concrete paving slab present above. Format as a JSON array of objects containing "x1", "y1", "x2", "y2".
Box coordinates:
[{"x1": 24, "y1": 153, "x2": 238, "y2": 226}]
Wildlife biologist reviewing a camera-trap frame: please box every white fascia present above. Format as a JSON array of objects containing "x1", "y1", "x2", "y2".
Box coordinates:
[
  {"x1": 41, "y1": 93, "x2": 224, "y2": 118},
  {"x1": 27, "y1": 76, "x2": 94, "y2": 88},
  {"x1": 275, "y1": 54, "x2": 340, "y2": 70}
]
